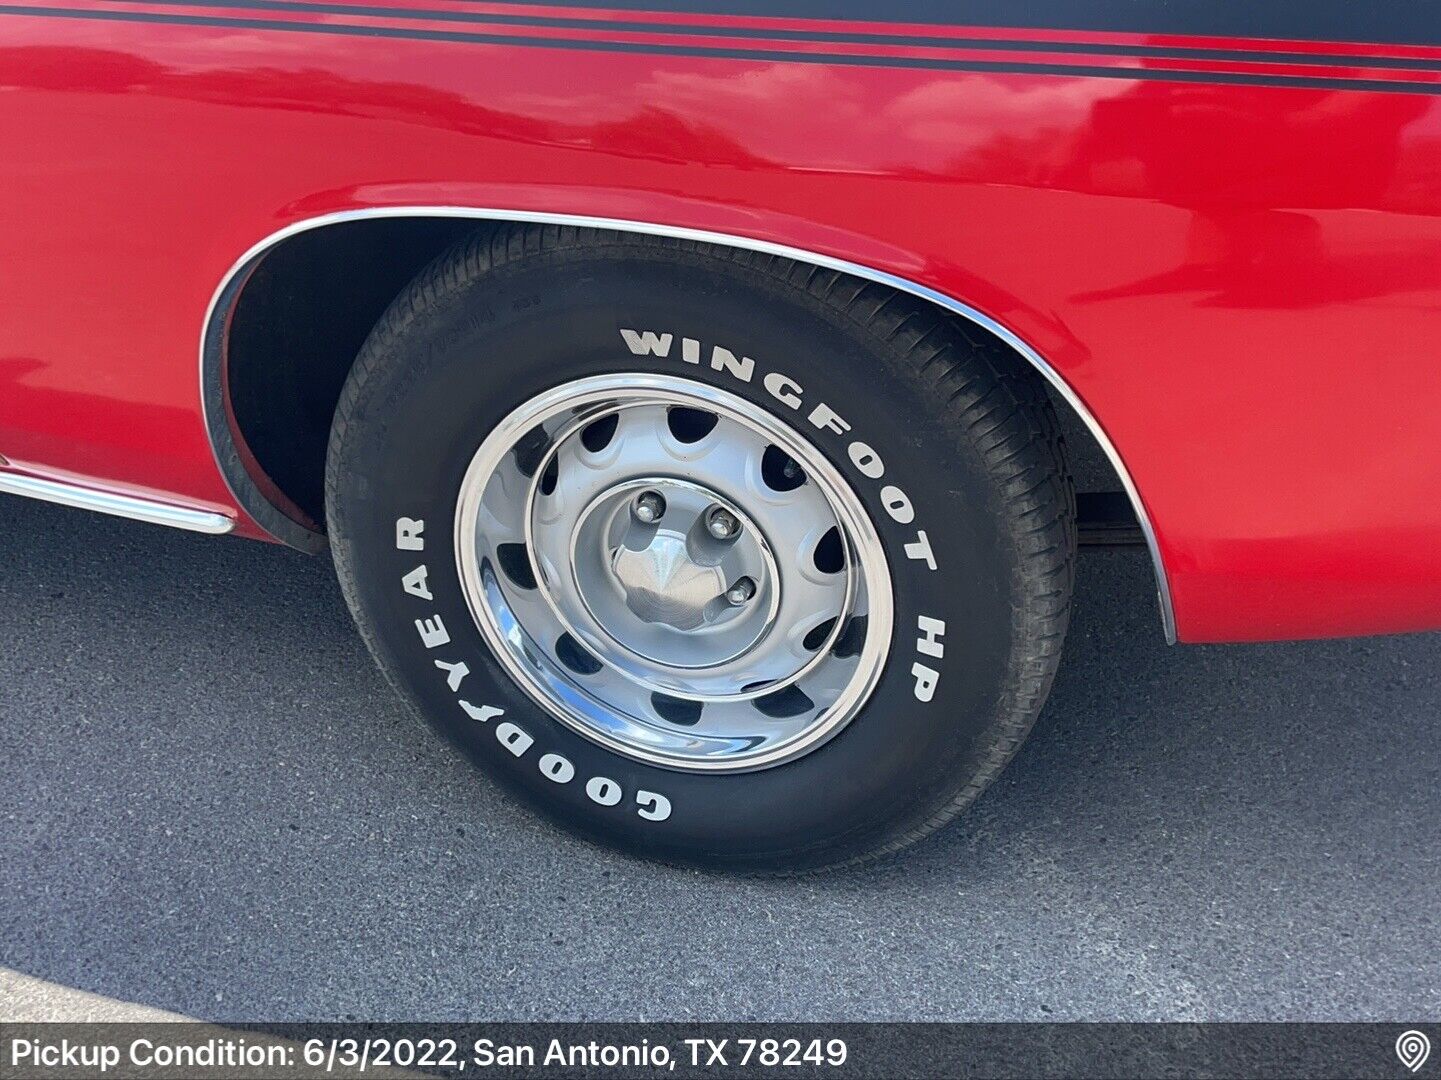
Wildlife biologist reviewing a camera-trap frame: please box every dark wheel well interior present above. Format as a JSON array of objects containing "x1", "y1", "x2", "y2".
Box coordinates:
[
  {"x1": 220, "y1": 216, "x2": 1132, "y2": 546},
  {"x1": 225, "y1": 218, "x2": 476, "y2": 531}
]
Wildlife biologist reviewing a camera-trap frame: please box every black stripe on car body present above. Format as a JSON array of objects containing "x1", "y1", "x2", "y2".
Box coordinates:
[
  {"x1": 460, "y1": 0, "x2": 1441, "y2": 48},
  {"x1": 112, "y1": 0, "x2": 1441, "y2": 72},
  {"x1": 4, "y1": 3, "x2": 1440, "y2": 94}
]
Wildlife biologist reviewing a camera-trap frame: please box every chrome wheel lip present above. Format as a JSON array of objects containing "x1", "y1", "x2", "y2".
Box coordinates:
[{"x1": 454, "y1": 373, "x2": 894, "y2": 774}]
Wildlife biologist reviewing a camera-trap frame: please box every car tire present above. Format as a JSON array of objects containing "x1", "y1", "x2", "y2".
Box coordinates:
[{"x1": 326, "y1": 224, "x2": 1075, "y2": 871}]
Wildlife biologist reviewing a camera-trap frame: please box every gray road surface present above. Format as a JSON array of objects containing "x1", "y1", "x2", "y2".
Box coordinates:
[{"x1": 1, "y1": 496, "x2": 1437, "y2": 1022}]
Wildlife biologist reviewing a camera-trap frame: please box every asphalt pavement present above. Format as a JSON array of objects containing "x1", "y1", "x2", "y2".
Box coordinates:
[{"x1": 1, "y1": 495, "x2": 1437, "y2": 1021}]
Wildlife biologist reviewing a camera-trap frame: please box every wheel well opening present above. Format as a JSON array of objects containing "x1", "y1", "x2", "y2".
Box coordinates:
[
  {"x1": 223, "y1": 217, "x2": 477, "y2": 534},
  {"x1": 217, "y1": 215, "x2": 1131, "y2": 548}
]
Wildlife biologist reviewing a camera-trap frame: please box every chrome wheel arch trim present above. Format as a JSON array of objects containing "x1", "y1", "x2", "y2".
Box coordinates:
[{"x1": 200, "y1": 206, "x2": 1176, "y2": 642}]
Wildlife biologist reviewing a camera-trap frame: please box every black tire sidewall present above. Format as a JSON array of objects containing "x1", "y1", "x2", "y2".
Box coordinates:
[{"x1": 331, "y1": 246, "x2": 1021, "y2": 868}]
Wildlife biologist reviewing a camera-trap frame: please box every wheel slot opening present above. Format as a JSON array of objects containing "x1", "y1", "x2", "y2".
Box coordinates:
[
  {"x1": 512, "y1": 424, "x2": 552, "y2": 478},
  {"x1": 813, "y1": 526, "x2": 845, "y2": 574},
  {"x1": 761, "y1": 444, "x2": 807, "y2": 491},
  {"x1": 802, "y1": 617, "x2": 837, "y2": 652},
  {"x1": 555, "y1": 632, "x2": 602, "y2": 675},
  {"x1": 538, "y1": 456, "x2": 559, "y2": 495},
  {"x1": 651, "y1": 693, "x2": 703, "y2": 726},
  {"x1": 579, "y1": 413, "x2": 618, "y2": 452},
  {"x1": 754, "y1": 685, "x2": 814, "y2": 719},
  {"x1": 831, "y1": 615, "x2": 867, "y2": 658},
  {"x1": 497, "y1": 543, "x2": 538, "y2": 590},
  {"x1": 666, "y1": 406, "x2": 718, "y2": 443}
]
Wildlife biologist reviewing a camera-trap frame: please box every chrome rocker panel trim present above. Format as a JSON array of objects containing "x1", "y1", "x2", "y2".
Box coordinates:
[
  {"x1": 201, "y1": 207, "x2": 1176, "y2": 642},
  {"x1": 0, "y1": 470, "x2": 235, "y2": 534}
]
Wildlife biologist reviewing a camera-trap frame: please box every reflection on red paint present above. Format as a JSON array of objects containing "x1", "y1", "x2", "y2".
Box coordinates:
[{"x1": 0, "y1": 13, "x2": 1440, "y2": 642}]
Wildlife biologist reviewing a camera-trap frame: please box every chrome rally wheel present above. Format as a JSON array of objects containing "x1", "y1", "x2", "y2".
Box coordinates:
[
  {"x1": 327, "y1": 226, "x2": 1075, "y2": 870},
  {"x1": 455, "y1": 375, "x2": 892, "y2": 772}
]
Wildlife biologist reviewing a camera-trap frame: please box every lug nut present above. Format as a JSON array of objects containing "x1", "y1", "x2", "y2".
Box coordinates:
[
  {"x1": 706, "y1": 506, "x2": 741, "y2": 541},
  {"x1": 632, "y1": 490, "x2": 666, "y2": 524},
  {"x1": 725, "y1": 577, "x2": 756, "y2": 607}
]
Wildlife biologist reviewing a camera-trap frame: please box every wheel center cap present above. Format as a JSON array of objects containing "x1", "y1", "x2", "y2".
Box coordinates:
[
  {"x1": 611, "y1": 531, "x2": 726, "y2": 631},
  {"x1": 559, "y1": 477, "x2": 778, "y2": 671}
]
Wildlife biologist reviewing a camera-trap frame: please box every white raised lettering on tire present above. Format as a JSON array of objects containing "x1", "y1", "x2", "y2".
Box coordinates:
[
  {"x1": 395, "y1": 517, "x2": 425, "y2": 551},
  {"x1": 912, "y1": 615, "x2": 946, "y2": 701},
  {"x1": 539, "y1": 753, "x2": 575, "y2": 784},
  {"x1": 636, "y1": 791, "x2": 672, "y2": 822},
  {"x1": 459, "y1": 699, "x2": 501, "y2": 723},
  {"x1": 585, "y1": 777, "x2": 622, "y2": 806},
  {"x1": 401, "y1": 563, "x2": 433, "y2": 600},
  {"x1": 496, "y1": 721, "x2": 534, "y2": 757},
  {"x1": 435, "y1": 657, "x2": 469, "y2": 691},
  {"x1": 394, "y1": 523, "x2": 677, "y2": 823},
  {"x1": 616, "y1": 329, "x2": 939, "y2": 577},
  {"x1": 414, "y1": 614, "x2": 450, "y2": 649}
]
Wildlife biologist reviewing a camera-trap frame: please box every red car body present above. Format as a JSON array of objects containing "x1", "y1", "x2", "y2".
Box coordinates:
[{"x1": 1, "y1": 1, "x2": 1439, "y2": 644}]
